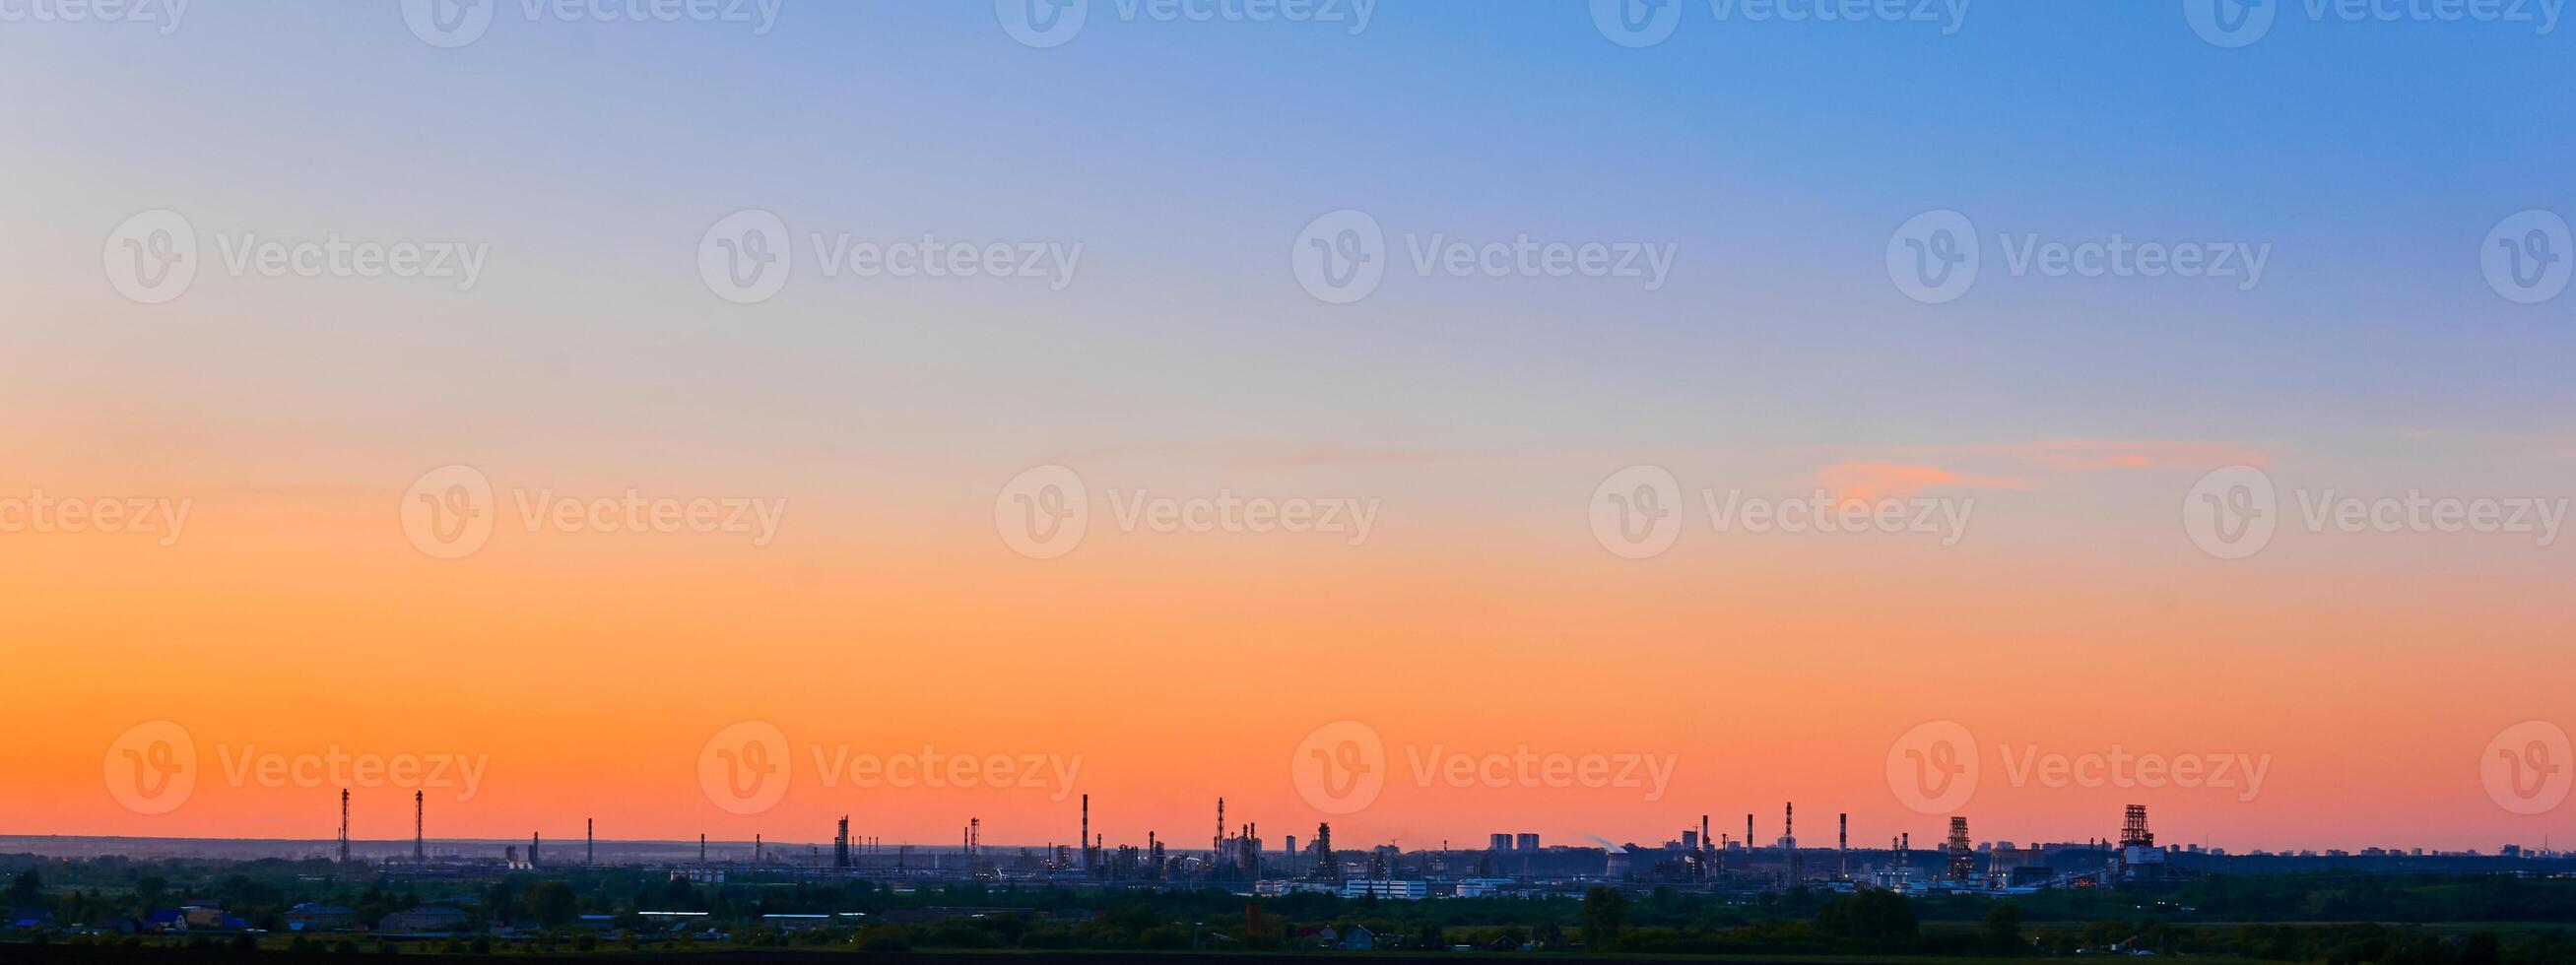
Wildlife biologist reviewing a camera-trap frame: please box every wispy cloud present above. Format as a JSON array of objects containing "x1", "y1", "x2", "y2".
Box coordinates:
[
  {"x1": 1981, "y1": 439, "x2": 2271, "y2": 472},
  {"x1": 1814, "y1": 461, "x2": 2030, "y2": 503},
  {"x1": 1044, "y1": 442, "x2": 1455, "y2": 470}
]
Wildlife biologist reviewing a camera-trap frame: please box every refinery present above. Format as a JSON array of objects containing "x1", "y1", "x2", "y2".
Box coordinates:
[{"x1": 204, "y1": 792, "x2": 2553, "y2": 901}]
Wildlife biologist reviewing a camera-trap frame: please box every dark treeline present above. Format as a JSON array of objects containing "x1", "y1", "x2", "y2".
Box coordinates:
[{"x1": 10, "y1": 854, "x2": 2576, "y2": 963}]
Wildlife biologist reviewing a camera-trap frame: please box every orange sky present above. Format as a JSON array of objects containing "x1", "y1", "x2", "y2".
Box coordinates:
[{"x1": 4, "y1": 443, "x2": 2569, "y2": 855}]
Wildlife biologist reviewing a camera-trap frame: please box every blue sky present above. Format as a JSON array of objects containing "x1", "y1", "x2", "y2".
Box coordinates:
[{"x1": 4, "y1": 1, "x2": 2570, "y2": 490}]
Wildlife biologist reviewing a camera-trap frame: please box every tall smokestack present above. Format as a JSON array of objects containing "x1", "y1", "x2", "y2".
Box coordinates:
[
  {"x1": 1747, "y1": 813, "x2": 1754, "y2": 851},
  {"x1": 586, "y1": 818, "x2": 594, "y2": 866},
  {"x1": 338, "y1": 789, "x2": 351, "y2": 866},
  {"x1": 1081, "y1": 795, "x2": 1091, "y2": 875},
  {"x1": 414, "y1": 791, "x2": 426, "y2": 863},
  {"x1": 699, "y1": 834, "x2": 706, "y2": 865},
  {"x1": 530, "y1": 831, "x2": 540, "y2": 868},
  {"x1": 1787, "y1": 802, "x2": 1799, "y2": 881}
]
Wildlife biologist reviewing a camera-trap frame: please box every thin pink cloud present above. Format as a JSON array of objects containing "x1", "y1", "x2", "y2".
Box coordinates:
[
  {"x1": 1814, "y1": 461, "x2": 2032, "y2": 503},
  {"x1": 1994, "y1": 439, "x2": 2270, "y2": 472}
]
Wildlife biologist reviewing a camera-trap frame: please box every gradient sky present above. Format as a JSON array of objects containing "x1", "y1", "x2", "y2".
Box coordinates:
[{"x1": 3, "y1": 1, "x2": 2573, "y2": 856}]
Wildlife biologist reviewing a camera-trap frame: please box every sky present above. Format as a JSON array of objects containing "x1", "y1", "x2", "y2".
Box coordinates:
[{"x1": 2, "y1": 1, "x2": 2573, "y2": 857}]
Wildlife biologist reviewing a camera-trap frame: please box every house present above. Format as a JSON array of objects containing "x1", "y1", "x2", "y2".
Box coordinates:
[
  {"x1": 145, "y1": 909, "x2": 187, "y2": 933},
  {"x1": 7, "y1": 909, "x2": 52, "y2": 930},
  {"x1": 1338, "y1": 926, "x2": 1376, "y2": 950},
  {"x1": 286, "y1": 904, "x2": 357, "y2": 933},
  {"x1": 378, "y1": 905, "x2": 474, "y2": 935}
]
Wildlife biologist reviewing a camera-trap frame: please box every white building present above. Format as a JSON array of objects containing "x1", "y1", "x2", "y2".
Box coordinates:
[{"x1": 1341, "y1": 879, "x2": 1429, "y2": 900}]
